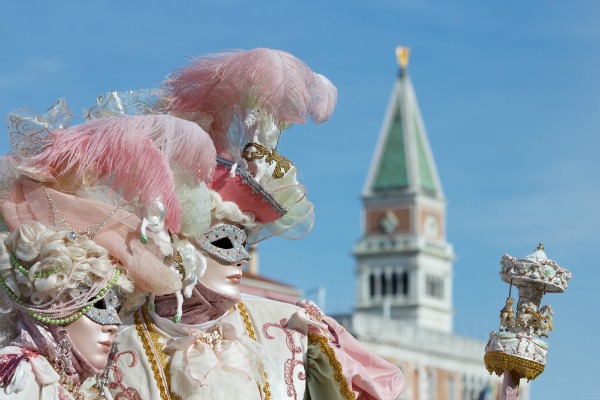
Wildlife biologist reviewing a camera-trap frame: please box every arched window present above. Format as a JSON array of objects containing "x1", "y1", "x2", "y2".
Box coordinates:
[
  {"x1": 381, "y1": 273, "x2": 387, "y2": 296},
  {"x1": 426, "y1": 275, "x2": 433, "y2": 297},
  {"x1": 426, "y1": 276, "x2": 444, "y2": 299},
  {"x1": 391, "y1": 272, "x2": 398, "y2": 295},
  {"x1": 402, "y1": 272, "x2": 409, "y2": 295},
  {"x1": 369, "y1": 273, "x2": 376, "y2": 297}
]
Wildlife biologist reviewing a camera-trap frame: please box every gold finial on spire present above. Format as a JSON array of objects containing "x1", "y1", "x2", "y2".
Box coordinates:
[
  {"x1": 537, "y1": 243, "x2": 544, "y2": 250},
  {"x1": 396, "y1": 46, "x2": 410, "y2": 70}
]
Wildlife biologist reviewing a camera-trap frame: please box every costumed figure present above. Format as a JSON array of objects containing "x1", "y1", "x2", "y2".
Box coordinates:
[
  {"x1": 0, "y1": 102, "x2": 217, "y2": 399},
  {"x1": 104, "y1": 48, "x2": 405, "y2": 400},
  {"x1": 0, "y1": 221, "x2": 133, "y2": 399}
]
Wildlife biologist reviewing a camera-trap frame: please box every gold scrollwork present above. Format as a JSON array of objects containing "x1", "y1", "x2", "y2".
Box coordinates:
[{"x1": 242, "y1": 142, "x2": 293, "y2": 179}]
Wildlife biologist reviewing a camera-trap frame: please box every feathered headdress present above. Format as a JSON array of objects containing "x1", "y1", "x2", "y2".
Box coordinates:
[
  {"x1": 167, "y1": 48, "x2": 336, "y2": 140},
  {"x1": 22, "y1": 114, "x2": 216, "y2": 233},
  {"x1": 165, "y1": 48, "x2": 337, "y2": 242},
  {"x1": 1, "y1": 107, "x2": 217, "y2": 295}
]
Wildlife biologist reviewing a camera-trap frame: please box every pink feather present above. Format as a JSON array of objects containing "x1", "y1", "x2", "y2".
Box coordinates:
[
  {"x1": 308, "y1": 73, "x2": 338, "y2": 124},
  {"x1": 26, "y1": 115, "x2": 216, "y2": 232},
  {"x1": 167, "y1": 48, "x2": 331, "y2": 130}
]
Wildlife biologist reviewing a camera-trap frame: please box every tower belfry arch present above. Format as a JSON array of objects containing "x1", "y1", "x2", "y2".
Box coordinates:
[{"x1": 354, "y1": 46, "x2": 455, "y2": 333}]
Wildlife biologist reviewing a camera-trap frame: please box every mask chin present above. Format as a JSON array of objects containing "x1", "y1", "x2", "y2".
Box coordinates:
[{"x1": 199, "y1": 256, "x2": 244, "y2": 299}]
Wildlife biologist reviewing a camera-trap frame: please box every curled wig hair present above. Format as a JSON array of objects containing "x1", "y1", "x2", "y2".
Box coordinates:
[{"x1": 0, "y1": 221, "x2": 133, "y2": 346}]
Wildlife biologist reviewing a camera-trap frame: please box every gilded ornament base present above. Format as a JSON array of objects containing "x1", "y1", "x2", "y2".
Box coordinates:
[{"x1": 484, "y1": 351, "x2": 545, "y2": 382}]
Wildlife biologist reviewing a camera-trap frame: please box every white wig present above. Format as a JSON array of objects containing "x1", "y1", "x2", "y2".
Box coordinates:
[{"x1": 0, "y1": 221, "x2": 133, "y2": 346}]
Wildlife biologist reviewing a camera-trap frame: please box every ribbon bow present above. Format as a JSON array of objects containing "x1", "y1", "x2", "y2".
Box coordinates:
[{"x1": 163, "y1": 320, "x2": 256, "y2": 388}]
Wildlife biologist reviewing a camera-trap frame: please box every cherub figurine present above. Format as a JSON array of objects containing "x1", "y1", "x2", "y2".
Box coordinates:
[
  {"x1": 516, "y1": 306, "x2": 537, "y2": 335},
  {"x1": 499, "y1": 297, "x2": 515, "y2": 331},
  {"x1": 533, "y1": 304, "x2": 554, "y2": 338}
]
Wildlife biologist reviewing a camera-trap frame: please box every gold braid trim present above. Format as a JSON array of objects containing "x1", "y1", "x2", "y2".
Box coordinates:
[
  {"x1": 308, "y1": 333, "x2": 354, "y2": 400},
  {"x1": 484, "y1": 351, "x2": 545, "y2": 382},
  {"x1": 142, "y1": 305, "x2": 183, "y2": 400},
  {"x1": 134, "y1": 305, "x2": 183, "y2": 400},
  {"x1": 236, "y1": 301, "x2": 270, "y2": 400},
  {"x1": 237, "y1": 301, "x2": 256, "y2": 340},
  {"x1": 262, "y1": 371, "x2": 271, "y2": 400},
  {"x1": 134, "y1": 307, "x2": 172, "y2": 400}
]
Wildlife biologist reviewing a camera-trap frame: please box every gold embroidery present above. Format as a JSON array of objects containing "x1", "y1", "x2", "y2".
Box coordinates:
[
  {"x1": 236, "y1": 301, "x2": 270, "y2": 400},
  {"x1": 134, "y1": 307, "x2": 171, "y2": 400},
  {"x1": 262, "y1": 371, "x2": 271, "y2": 400},
  {"x1": 242, "y1": 141, "x2": 271, "y2": 163},
  {"x1": 268, "y1": 149, "x2": 292, "y2": 179},
  {"x1": 241, "y1": 142, "x2": 293, "y2": 179},
  {"x1": 308, "y1": 333, "x2": 354, "y2": 400},
  {"x1": 141, "y1": 305, "x2": 184, "y2": 400},
  {"x1": 133, "y1": 305, "x2": 183, "y2": 400},
  {"x1": 237, "y1": 301, "x2": 256, "y2": 340}
]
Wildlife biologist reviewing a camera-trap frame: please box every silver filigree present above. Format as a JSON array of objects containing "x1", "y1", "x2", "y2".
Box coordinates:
[
  {"x1": 84, "y1": 88, "x2": 163, "y2": 119},
  {"x1": 6, "y1": 98, "x2": 70, "y2": 158}
]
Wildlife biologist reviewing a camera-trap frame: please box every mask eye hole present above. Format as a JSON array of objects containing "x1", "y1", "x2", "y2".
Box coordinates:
[
  {"x1": 211, "y1": 237, "x2": 234, "y2": 249},
  {"x1": 93, "y1": 298, "x2": 107, "y2": 310}
]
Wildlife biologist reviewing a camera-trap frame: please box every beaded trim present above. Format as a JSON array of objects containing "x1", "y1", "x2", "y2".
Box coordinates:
[
  {"x1": 0, "y1": 269, "x2": 120, "y2": 325},
  {"x1": 33, "y1": 266, "x2": 63, "y2": 279},
  {"x1": 10, "y1": 251, "x2": 64, "y2": 279},
  {"x1": 308, "y1": 333, "x2": 354, "y2": 400},
  {"x1": 194, "y1": 224, "x2": 250, "y2": 263},
  {"x1": 83, "y1": 288, "x2": 122, "y2": 325},
  {"x1": 8, "y1": 252, "x2": 29, "y2": 276}
]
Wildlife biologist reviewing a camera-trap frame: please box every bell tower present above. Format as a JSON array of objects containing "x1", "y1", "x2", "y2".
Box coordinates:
[{"x1": 353, "y1": 47, "x2": 454, "y2": 333}]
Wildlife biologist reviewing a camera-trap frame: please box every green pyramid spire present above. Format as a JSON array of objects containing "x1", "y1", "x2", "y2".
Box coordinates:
[{"x1": 364, "y1": 50, "x2": 443, "y2": 199}]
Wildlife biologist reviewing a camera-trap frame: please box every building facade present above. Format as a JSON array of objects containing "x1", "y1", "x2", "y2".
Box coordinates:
[{"x1": 335, "y1": 48, "x2": 527, "y2": 400}]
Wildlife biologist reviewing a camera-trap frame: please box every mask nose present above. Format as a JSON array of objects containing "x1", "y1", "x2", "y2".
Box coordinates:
[{"x1": 102, "y1": 324, "x2": 120, "y2": 335}]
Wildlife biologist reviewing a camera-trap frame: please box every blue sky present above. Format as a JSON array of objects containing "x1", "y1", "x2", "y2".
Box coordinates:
[{"x1": 1, "y1": 1, "x2": 598, "y2": 398}]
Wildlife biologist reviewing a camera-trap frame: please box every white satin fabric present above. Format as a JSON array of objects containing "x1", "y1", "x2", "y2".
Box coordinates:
[
  {"x1": 108, "y1": 295, "x2": 404, "y2": 400},
  {"x1": 0, "y1": 346, "x2": 60, "y2": 399}
]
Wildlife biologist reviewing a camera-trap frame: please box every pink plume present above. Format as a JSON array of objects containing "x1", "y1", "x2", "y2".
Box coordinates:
[
  {"x1": 308, "y1": 73, "x2": 338, "y2": 123},
  {"x1": 224, "y1": 48, "x2": 314, "y2": 124},
  {"x1": 168, "y1": 48, "x2": 328, "y2": 128},
  {"x1": 26, "y1": 115, "x2": 216, "y2": 232}
]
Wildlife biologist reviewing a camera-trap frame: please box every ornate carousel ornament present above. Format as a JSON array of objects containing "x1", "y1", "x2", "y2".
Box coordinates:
[{"x1": 484, "y1": 243, "x2": 572, "y2": 399}]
